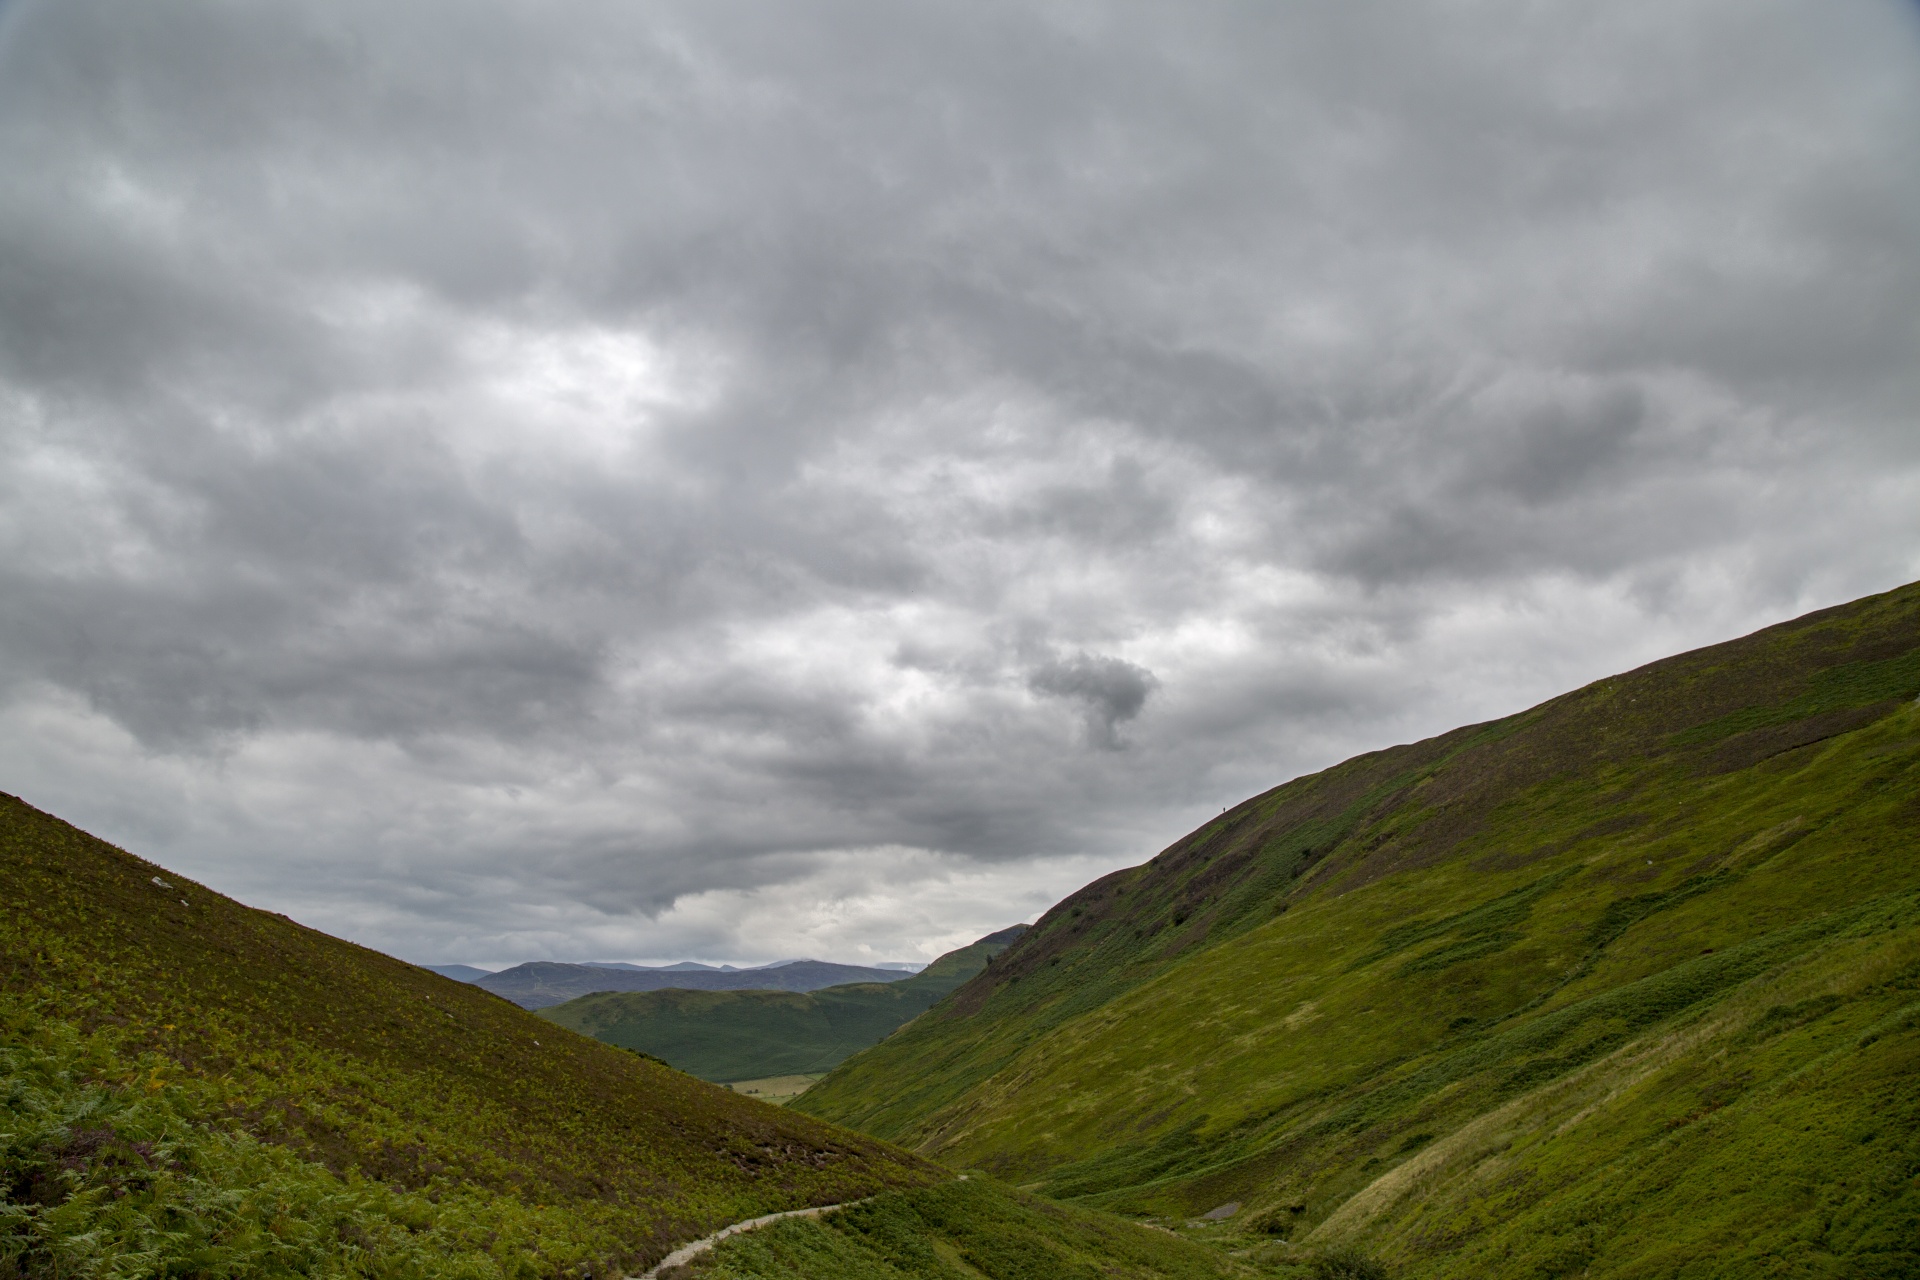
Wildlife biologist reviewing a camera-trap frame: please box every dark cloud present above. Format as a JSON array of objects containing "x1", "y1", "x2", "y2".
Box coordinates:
[
  {"x1": 0, "y1": 0, "x2": 1915, "y2": 964},
  {"x1": 1029, "y1": 654, "x2": 1158, "y2": 750}
]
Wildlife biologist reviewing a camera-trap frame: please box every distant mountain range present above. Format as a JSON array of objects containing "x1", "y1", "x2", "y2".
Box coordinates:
[
  {"x1": 469, "y1": 957, "x2": 922, "y2": 1009},
  {"x1": 539, "y1": 925, "x2": 1029, "y2": 1082}
]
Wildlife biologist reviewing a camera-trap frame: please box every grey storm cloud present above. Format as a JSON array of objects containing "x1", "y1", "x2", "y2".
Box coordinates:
[
  {"x1": 1029, "y1": 654, "x2": 1158, "y2": 750},
  {"x1": 0, "y1": 0, "x2": 1916, "y2": 965}
]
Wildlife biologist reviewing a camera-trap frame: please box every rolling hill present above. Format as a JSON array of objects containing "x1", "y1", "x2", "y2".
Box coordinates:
[
  {"x1": 797, "y1": 580, "x2": 1920, "y2": 1279},
  {"x1": 540, "y1": 927, "x2": 1028, "y2": 1083},
  {"x1": 478, "y1": 958, "x2": 914, "y2": 1010},
  {"x1": 0, "y1": 795, "x2": 943, "y2": 1277}
]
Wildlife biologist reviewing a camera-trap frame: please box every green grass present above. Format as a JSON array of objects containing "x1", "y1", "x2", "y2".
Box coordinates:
[
  {"x1": 681, "y1": 1177, "x2": 1261, "y2": 1280},
  {"x1": 540, "y1": 934, "x2": 1021, "y2": 1083},
  {"x1": 797, "y1": 580, "x2": 1920, "y2": 1279},
  {"x1": 0, "y1": 795, "x2": 940, "y2": 1277},
  {"x1": 726, "y1": 1076, "x2": 825, "y2": 1106}
]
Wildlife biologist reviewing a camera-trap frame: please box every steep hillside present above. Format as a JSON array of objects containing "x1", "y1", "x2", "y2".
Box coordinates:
[
  {"x1": 0, "y1": 796, "x2": 939, "y2": 1278},
  {"x1": 798, "y1": 581, "x2": 1920, "y2": 1279},
  {"x1": 480, "y1": 958, "x2": 913, "y2": 1010},
  {"x1": 540, "y1": 927, "x2": 1027, "y2": 1083}
]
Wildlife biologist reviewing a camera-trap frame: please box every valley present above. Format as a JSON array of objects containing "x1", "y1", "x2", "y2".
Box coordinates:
[
  {"x1": 541, "y1": 927, "x2": 1026, "y2": 1083},
  {"x1": 4, "y1": 581, "x2": 1917, "y2": 1278}
]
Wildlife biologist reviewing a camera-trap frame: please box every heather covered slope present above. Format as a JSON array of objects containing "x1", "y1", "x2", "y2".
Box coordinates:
[
  {"x1": 798, "y1": 581, "x2": 1920, "y2": 1278},
  {"x1": 540, "y1": 927, "x2": 1027, "y2": 1083},
  {"x1": 0, "y1": 796, "x2": 938, "y2": 1277}
]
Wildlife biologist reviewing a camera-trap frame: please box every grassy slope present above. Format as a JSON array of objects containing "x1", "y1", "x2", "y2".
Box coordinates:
[
  {"x1": 0, "y1": 797, "x2": 940, "y2": 1277},
  {"x1": 685, "y1": 1177, "x2": 1255, "y2": 1280},
  {"x1": 798, "y1": 581, "x2": 1920, "y2": 1279},
  {"x1": 540, "y1": 932, "x2": 1023, "y2": 1083}
]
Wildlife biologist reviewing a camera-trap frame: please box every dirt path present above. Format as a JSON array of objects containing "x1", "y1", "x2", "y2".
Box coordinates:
[{"x1": 633, "y1": 1198, "x2": 869, "y2": 1278}]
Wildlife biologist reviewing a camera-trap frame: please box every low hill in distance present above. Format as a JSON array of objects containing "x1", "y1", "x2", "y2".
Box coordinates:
[
  {"x1": 421, "y1": 961, "x2": 493, "y2": 982},
  {"x1": 0, "y1": 795, "x2": 941, "y2": 1278},
  {"x1": 541, "y1": 926, "x2": 1028, "y2": 1084},
  {"x1": 478, "y1": 957, "x2": 915, "y2": 1010},
  {"x1": 799, "y1": 580, "x2": 1920, "y2": 1279}
]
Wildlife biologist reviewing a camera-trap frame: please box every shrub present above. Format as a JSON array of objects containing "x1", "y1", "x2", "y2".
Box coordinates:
[
  {"x1": 0, "y1": 1022, "x2": 532, "y2": 1279},
  {"x1": 1311, "y1": 1246, "x2": 1391, "y2": 1280}
]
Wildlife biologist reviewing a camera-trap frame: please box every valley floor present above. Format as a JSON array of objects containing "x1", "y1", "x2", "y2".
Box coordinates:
[{"x1": 724, "y1": 1074, "x2": 824, "y2": 1105}]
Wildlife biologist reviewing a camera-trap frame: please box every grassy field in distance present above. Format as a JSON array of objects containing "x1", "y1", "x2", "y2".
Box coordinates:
[
  {"x1": 799, "y1": 580, "x2": 1920, "y2": 1280},
  {"x1": 727, "y1": 1074, "x2": 824, "y2": 1105}
]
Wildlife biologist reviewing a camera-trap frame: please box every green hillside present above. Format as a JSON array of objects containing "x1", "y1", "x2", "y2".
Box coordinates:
[
  {"x1": 684, "y1": 1176, "x2": 1254, "y2": 1280},
  {"x1": 797, "y1": 581, "x2": 1920, "y2": 1279},
  {"x1": 0, "y1": 796, "x2": 940, "y2": 1279},
  {"x1": 540, "y1": 928, "x2": 1026, "y2": 1084}
]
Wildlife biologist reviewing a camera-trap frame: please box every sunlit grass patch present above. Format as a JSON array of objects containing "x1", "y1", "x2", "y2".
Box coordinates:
[{"x1": 725, "y1": 1076, "x2": 825, "y2": 1106}]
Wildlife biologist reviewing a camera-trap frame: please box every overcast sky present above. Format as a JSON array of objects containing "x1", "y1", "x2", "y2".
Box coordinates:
[{"x1": 2, "y1": 1, "x2": 1916, "y2": 968}]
